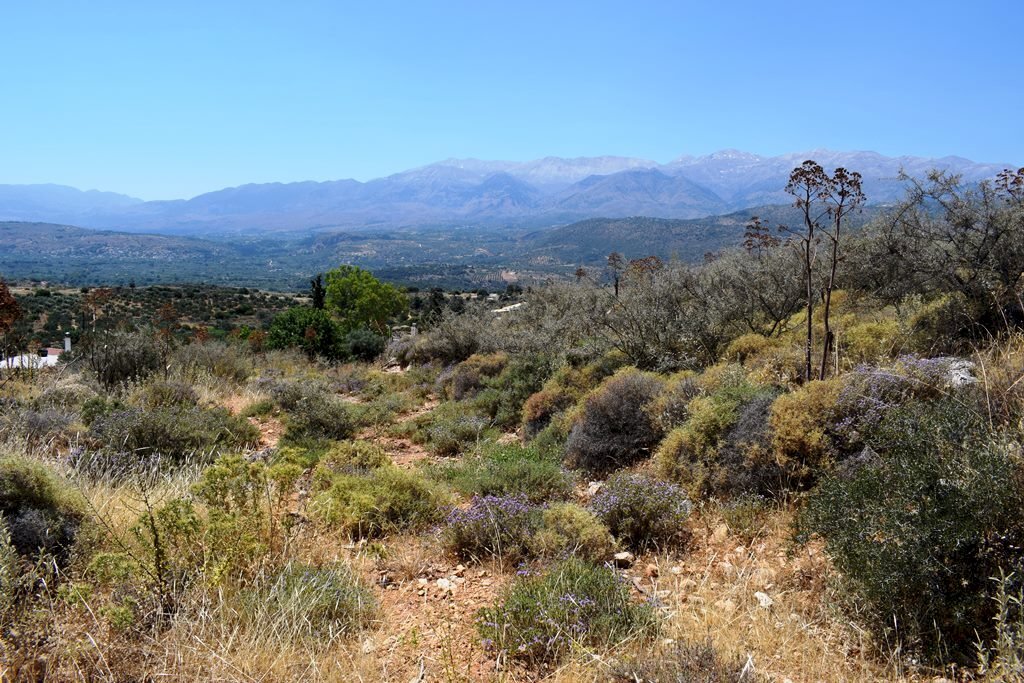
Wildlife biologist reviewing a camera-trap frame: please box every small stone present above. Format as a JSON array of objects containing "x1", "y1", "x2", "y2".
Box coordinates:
[
  {"x1": 436, "y1": 578, "x2": 454, "y2": 592},
  {"x1": 711, "y1": 523, "x2": 729, "y2": 543},
  {"x1": 613, "y1": 551, "x2": 635, "y2": 568},
  {"x1": 669, "y1": 566, "x2": 683, "y2": 575},
  {"x1": 715, "y1": 598, "x2": 737, "y2": 613},
  {"x1": 643, "y1": 563, "x2": 659, "y2": 578},
  {"x1": 453, "y1": 577, "x2": 466, "y2": 585},
  {"x1": 417, "y1": 578, "x2": 428, "y2": 586},
  {"x1": 751, "y1": 567, "x2": 777, "y2": 587},
  {"x1": 361, "y1": 638, "x2": 376, "y2": 654},
  {"x1": 481, "y1": 578, "x2": 493, "y2": 587},
  {"x1": 754, "y1": 591, "x2": 774, "y2": 608},
  {"x1": 586, "y1": 481, "x2": 603, "y2": 497},
  {"x1": 454, "y1": 564, "x2": 466, "y2": 576},
  {"x1": 661, "y1": 638, "x2": 676, "y2": 646}
]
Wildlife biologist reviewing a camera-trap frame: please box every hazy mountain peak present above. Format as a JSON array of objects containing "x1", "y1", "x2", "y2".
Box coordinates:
[{"x1": 0, "y1": 149, "x2": 1016, "y2": 236}]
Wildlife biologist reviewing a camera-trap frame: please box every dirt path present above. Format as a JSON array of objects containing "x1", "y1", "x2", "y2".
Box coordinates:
[{"x1": 368, "y1": 556, "x2": 510, "y2": 681}]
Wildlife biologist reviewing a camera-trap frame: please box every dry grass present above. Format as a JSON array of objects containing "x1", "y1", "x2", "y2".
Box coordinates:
[{"x1": 554, "y1": 507, "x2": 908, "y2": 683}]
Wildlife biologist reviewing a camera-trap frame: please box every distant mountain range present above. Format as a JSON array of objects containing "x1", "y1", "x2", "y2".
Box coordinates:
[{"x1": 0, "y1": 150, "x2": 1014, "y2": 236}]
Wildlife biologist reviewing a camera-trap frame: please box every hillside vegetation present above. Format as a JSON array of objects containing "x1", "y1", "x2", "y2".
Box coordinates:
[{"x1": 0, "y1": 165, "x2": 1023, "y2": 682}]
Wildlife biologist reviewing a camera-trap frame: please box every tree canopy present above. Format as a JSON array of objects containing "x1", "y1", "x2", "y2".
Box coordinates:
[{"x1": 324, "y1": 265, "x2": 407, "y2": 334}]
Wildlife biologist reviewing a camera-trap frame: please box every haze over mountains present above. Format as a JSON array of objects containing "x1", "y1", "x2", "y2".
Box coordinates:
[{"x1": 0, "y1": 149, "x2": 1013, "y2": 237}]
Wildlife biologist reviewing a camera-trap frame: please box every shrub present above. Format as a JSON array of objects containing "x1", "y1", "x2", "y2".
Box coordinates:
[
  {"x1": 253, "y1": 562, "x2": 376, "y2": 639},
  {"x1": 579, "y1": 349, "x2": 631, "y2": 387},
  {"x1": 590, "y1": 473, "x2": 691, "y2": 552},
  {"x1": 269, "y1": 380, "x2": 320, "y2": 411},
  {"x1": 830, "y1": 356, "x2": 974, "y2": 455},
  {"x1": 399, "y1": 307, "x2": 491, "y2": 364},
  {"x1": 423, "y1": 404, "x2": 492, "y2": 457},
  {"x1": 283, "y1": 395, "x2": 355, "y2": 443},
  {"x1": 431, "y1": 442, "x2": 572, "y2": 504},
  {"x1": 349, "y1": 393, "x2": 411, "y2": 430},
  {"x1": 438, "y1": 352, "x2": 508, "y2": 401},
  {"x1": 657, "y1": 396, "x2": 733, "y2": 492},
  {"x1": 80, "y1": 396, "x2": 124, "y2": 427},
  {"x1": 477, "y1": 558, "x2": 658, "y2": 668},
  {"x1": 843, "y1": 319, "x2": 902, "y2": 365},
  {"x1": 768, "y1": 378, "x2": 842, "y2": 486},
  {"x1": 90, "y1": 405, "x2": 259, "y2": 462},
  {"x1": 610, "y1": 638, "x2": 759, "y2": 682},
  {"x1": 532, "y1": 503, "x2": 615, "y2": 562},
  {"x1": 178, "y1": 341, "x2": 253, "y2": 382},
  {"x1": 340, "y1": 328, "x2": 387, "y2": 362},
  {"x1": 36, "y1": 382, "x2": 98, "y2": 410},
  {"x1": 529, "y1": 421, "x2": 569, "y2": 461},
  {"x1": 722, "y1": 333, "x2": 776, "y2": 364},
  {"x1": 565, "y1": 369, "x2": 664, "y2": 473},
  {"x1": 8, "y1": 408, "x2": 77, "y2": 447},
  {"x1": 977, "y1": 572, "x2": 1024, "y2": 679},
  {"x1": 442, "y1": 494, "x2": 541, "y2": 565},
  {"x1": 313, "y1": 441, "x2": 390, "y2": 484},
  {"x1": 81, "y1": 330, "x2": 163, "y2": 389},
  {"x1": 708, "y1": 390, "x2": 785, "y2": 498},
  {"x1": 720, "y1": 495, "x2": 772, "y2": 542},
  {"x1": 139, "y1": 379, "x2": 198, "y2": 408},
  {"x1": 906, "y1": 292, "x2": 976, "y2": 354},
  {"x1": 744, "y1": 344, "x2": 805, "y2": 388},
  {"x1": 0, "y1": 524, "x2": 19, "y2": 617},
  {"x1": 522, "y1": 386, "x2": 575, "y2": 439},
  {"x1": 312, "y1": 466, "x2": 448, "y2": 539},
  {"x1": 0, "y1": 457, "x2": 88, "y2": 564},
  {"x1": 472, "y1": 354, "x2": 554, "y2": 430},
  {"x1": 798, "y1": 400, "x2": 1024, "y2": 663},
  {"x1": 657, "y1": 374, "x2": 775, "y2": 497},
  {"x1": 132, "y1": 454, "x2": 301, "y2": 586},
  {"x1": 647, "y1": 371, "x2": 700, "y2": 431},
  {"x1": 87, "y1": 552, "x2": 142, "y2": 587},
  {"x1": 663, "y1": 389, "x2": 782, "y2": 497}
]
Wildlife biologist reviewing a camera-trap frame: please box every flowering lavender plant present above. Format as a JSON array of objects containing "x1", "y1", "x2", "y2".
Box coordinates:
[
  {"x1": 590, "y1": 473, "x2": 691, "y2": 551},
  {"x1": 833, "y1": 356, "x2": 971, "y2": 451},
  {"x1": 477, "y1": 558, "x2": 657, "y2": 667},
  {"x1": 441, "y1": 494, "x2": 542, "y2": 565}
]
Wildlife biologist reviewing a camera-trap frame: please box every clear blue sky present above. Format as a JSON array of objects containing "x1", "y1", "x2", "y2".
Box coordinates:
[{"x1": 2, "y1": 1, "x2": 1021, "y2": 199}]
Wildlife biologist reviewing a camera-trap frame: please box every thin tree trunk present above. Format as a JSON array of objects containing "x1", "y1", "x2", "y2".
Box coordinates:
[
  {"x1": 819, "y1": 235, "x2": 840, "y2": 380},
  {"x1": 805, "y1": 246, "x2": 814, "y2": 383}
]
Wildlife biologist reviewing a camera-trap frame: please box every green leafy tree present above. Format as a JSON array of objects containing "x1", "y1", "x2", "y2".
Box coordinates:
[
  {"x1": 324, "y1": 266, "x2": 407, "y2": 334},
  {"x1": 266, "y1": 307, "x2": 343, "y2": 360}
]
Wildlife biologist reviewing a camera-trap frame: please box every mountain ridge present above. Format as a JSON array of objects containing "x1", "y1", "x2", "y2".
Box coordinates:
[{"x1": 0, "y1": 149, "x2": 1015, "y2": 236}]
